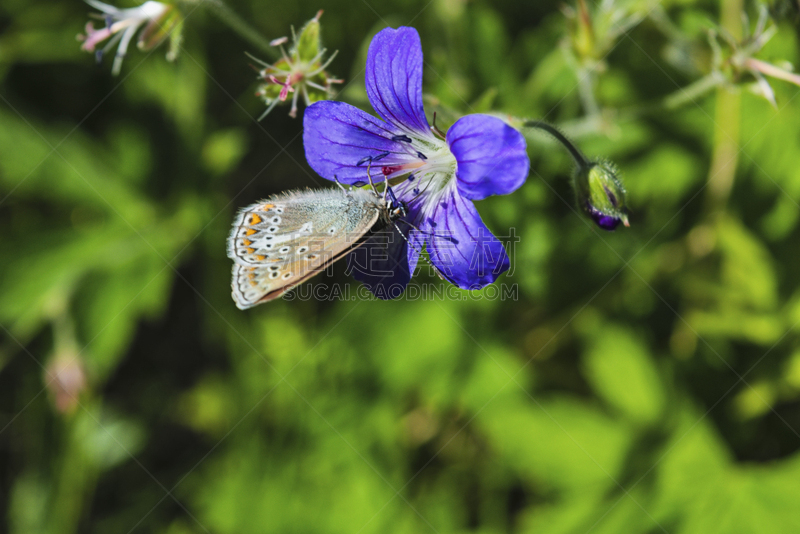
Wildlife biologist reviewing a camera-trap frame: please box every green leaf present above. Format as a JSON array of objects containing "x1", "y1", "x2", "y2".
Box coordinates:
[
  {"x1": 478, "y1": 397, "x2": 632, "y2": 494},
  {"x1": 583, "y1": 324, "x2": 666, "y2": 424}
]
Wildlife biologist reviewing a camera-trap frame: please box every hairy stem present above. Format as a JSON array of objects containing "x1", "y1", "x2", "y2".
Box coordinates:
[
  {"x1": 181, "y1": 0, "x2": 275, "y2": 56},
  {"x1": 706, "y1": 0, "x2": 743, "y2": 210},
  {"x1": 662, "y1": 71, "x2": 727, "y2": 110},
  {"x1": 524, "y1": 120, "x2": 591, "y2": 169},
  {"x1": 576, "y1": 66, "x2": 601, "y2": 118}
]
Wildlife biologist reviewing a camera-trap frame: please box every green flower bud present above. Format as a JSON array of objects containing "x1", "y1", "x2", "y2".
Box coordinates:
[
  {"x1": 45, "y1": 349, "x2": 87, "y2": 414},
  {"x1": 565, "y1": 0, "x2": 595, "y2": 60},
  {"x1": 573, "y1": 159, "x2": 629, "y2": 231},
  {"x1": 250, "y1": 10, "x2": 341, "y2": 119},
  {"x1": 295, "y1": 10, "x2": 322, "y2": 63},
  {"x1": 524, "y1": 120, "x2": 630, "y2": 231},
  {"x1": 708, "y1": 5, "x2": 800, "y2": 107}
]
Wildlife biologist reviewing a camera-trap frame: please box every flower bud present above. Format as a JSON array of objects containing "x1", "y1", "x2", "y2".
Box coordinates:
[
  {"x1": 295, "y1": 10, "x2": 322, "y2": 63},
  {"x1": 45, "y1": 349, "x2": 87, "y2": 415},
  {"x1": 564, "y1": 0, "x2": 595, "y2": 61},
  {"x1": 524, "y1": 120, "x2": 630, "y2": 231},
  {"x1": 574, "y1": 160, "x2": 629, "y2": 231},
  {"x1": 708, "y1": 5, "x2": 800, "y2": 107},
  {"x1": 251, "y1": 10, "x2": 341, "y2": 119}
]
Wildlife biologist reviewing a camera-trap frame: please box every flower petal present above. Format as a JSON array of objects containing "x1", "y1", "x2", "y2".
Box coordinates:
[
  {"x1": 417, "y1": 187, "x2": 509, "y2": 289},
  {"x1": 365, "y1": 27, "x2": 432, "y2": 138},
  {"x1": 446, "y1": 114, "x2": 529, "y2": 200},
  {"x1": 86, "y1": 0, "x2": 119, "y2": 15},
  {"x1": 304, "y1": 100, "x2": 417, "y2": 185},
  {"x1": 347, "y1": 223, "x2": 419, "y2": 299}
]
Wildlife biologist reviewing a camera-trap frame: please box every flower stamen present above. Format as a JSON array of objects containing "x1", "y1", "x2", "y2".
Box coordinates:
[
  {"x1": 431, "y1": 112, "x2": 446, "y2": 139},
  {"x1": 269, "y1": 75, "x2": 295, "y2": 101}
]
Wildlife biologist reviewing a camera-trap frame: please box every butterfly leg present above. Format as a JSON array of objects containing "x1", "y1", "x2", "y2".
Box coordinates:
[
  {"x1": 333, "y1": 175, "x2": 348, "y2": 192},
  {"x1": 365, "y1": 161, "x2": 382, "y2": 198}
]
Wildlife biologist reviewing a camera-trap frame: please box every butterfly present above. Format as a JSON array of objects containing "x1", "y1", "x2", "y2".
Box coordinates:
[{"x1": 227, "y1": 184, "x2": 408, "y2": 309}]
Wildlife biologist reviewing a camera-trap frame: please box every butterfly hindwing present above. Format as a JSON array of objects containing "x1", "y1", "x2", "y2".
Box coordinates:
[{"x1": 228, "y1": 188, "x2": 384, "y2": 309}]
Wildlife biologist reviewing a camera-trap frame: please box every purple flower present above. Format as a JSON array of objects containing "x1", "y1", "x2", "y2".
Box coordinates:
[{"x1": 303, "y1": 27, "x2": 529, "y2": 298}]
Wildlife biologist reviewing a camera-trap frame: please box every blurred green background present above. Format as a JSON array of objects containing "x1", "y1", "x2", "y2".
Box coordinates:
[{"x1": 2, "y1": 0, "x2": 800, "y2": 532}]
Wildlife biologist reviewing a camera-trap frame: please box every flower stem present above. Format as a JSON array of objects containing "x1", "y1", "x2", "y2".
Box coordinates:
[
  {"x1": 180, "y1": 0, "x2": 276, "y2": 57},
  {"x1": 516, "y1": 71, "x2": 725, "y2": 143},
  {"x1": 576, "y1": 66, "x2": 601, "y2": 118},
  {"x1": 524, "y1": 120, "x2": 591, "y2": 169},
  {"x1": 661, "y1": 71, "x2": 726, "y2": 111},
  {"x1": 706, "y1": 0, "x2": 743, "y2": 211},
  {"x1": 611, "y1": 71, "x2": 726, "y2": 120},
  {"x1": 747, "y1": 58, "x2": 800, "y2": 87}
]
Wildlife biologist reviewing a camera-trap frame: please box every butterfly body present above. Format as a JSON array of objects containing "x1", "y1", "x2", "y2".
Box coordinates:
[{"x1": 228, "y1": 187, "x2": 404, "y2": 309}]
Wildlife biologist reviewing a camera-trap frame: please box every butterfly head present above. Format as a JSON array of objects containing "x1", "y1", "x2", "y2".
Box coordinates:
[{"x1": 385, "y1": 186, "x2": 408, "y2": 221}]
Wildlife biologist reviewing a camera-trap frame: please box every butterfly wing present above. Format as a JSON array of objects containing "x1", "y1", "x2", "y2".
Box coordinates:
[
  {"x1": 347, "y1": 222, "x2": 417, "y2": 300},
  {"x1": 227, "y1": 188, "x2": 382, "y2": 309}
]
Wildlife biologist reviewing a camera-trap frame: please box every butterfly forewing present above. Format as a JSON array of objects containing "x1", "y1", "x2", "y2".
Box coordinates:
[{"x1": 227, "y1": 188, "x2": 385, "y2": 309}]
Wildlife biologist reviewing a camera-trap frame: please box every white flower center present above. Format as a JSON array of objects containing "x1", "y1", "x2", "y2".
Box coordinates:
[{"x1": 382, "y1": 133, "x2": 456, "y2": 197}]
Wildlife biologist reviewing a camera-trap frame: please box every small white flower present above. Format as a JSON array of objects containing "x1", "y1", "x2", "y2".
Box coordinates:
[{"x1": 77, "y1": 1, "x2": 181, "y2": 75}]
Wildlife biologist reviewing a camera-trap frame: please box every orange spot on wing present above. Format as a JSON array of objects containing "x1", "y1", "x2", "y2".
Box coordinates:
[
  {"x1": 262, "y1": 203, "x2": 275, "y2": 210},
  {"x1": 242, "y1": 239, "x2": 252, "y2": 246},
  {"x1": 250, "y1": 214, "x2": 262, "y2": 225},
  {"x1": 247, "y1": 248, "x2": 255, "y2": 254},
  {"x1": 256, "y1": 255, "x2": 266, "y2": 261},
  {"x1": 245, "y1": 228, "x2": 256, "y2": 236}
]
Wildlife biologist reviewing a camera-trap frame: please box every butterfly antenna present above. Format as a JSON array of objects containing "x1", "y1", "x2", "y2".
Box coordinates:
[
  {"x1": 390, "y1": 220, "x2": 444, "y2": 279},
  {"x1": 391, "y1": 220, "x2": 425, "y2": 259},
  {"x1": 396, "y1": 217, "x2": 455, "y2": 244},
  {"x1": 386, "y1": 185, "x2": 451, "y2": 280},
  {"x1": 392, "y1": 177, "x2": 454, "y2": 243}
]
